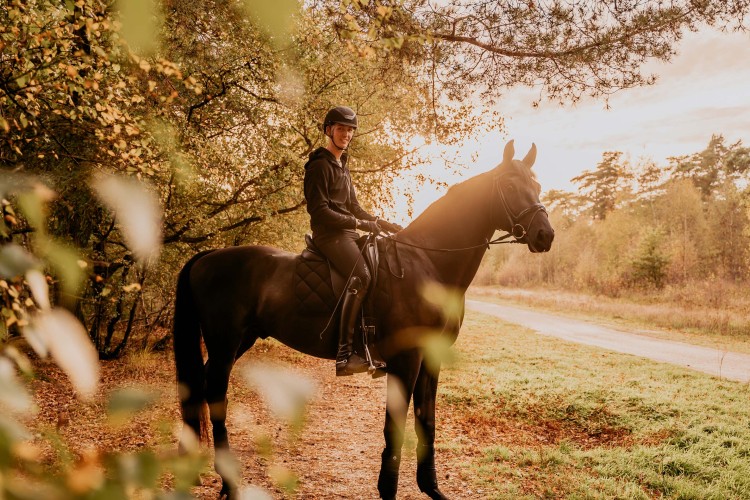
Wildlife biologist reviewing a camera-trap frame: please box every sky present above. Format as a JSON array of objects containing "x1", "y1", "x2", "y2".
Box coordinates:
[{"x1": 391, "y1": 28, "x2": 750, "y2": 223}]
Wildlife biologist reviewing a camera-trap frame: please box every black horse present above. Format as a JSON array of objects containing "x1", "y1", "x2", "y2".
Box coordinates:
[{"x1": 173, "y1": 140, "x2": 554, "y2": 499}]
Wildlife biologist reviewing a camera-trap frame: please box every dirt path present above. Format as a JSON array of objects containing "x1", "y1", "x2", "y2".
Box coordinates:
[
  {"x1": 192, "y1": 342, "x2": 472, "y2": 499},
  {"x1": 467, "y1": 299, "x2": 750, "y2": 383}
]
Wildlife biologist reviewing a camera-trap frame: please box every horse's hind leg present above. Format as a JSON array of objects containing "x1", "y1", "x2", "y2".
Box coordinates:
[
  {"x1": 413, "y1": 361, "x2": 448, "y2": 500},
  {"x1": 204, "y1": 353, "x2": 238, "y2": 499}
]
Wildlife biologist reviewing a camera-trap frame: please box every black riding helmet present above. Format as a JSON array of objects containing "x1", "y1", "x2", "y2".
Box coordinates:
[{"x1": 323, "y1": 106, "x2": 358, "y2": 133}]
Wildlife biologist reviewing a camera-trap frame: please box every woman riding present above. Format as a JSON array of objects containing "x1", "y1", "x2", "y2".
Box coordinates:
[{"x1": 303, "y1": 106, "x2": 403, "y2": 376}]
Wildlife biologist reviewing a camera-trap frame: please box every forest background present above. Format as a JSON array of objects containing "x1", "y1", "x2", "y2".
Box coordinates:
[
  {"x1": 1, "y1": 0, "x2": 750, "y2": 496},
  {"x1": 4, "y1": 0, "x2": 749, "y2": 356}
]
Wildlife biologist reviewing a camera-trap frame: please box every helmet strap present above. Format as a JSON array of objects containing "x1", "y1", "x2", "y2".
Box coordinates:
[{"x1": 325, "y1": 125, "x2": 350, "y2": 153}]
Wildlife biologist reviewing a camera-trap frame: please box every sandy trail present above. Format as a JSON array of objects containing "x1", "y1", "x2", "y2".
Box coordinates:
[{"x1": 467, "y1": 299, "x2": 750, "y2": 383}]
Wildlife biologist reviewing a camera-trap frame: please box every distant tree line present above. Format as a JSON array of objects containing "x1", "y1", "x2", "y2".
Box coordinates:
[{"x1": 479, "y1": 135, "x2": 750, "y2": 292}]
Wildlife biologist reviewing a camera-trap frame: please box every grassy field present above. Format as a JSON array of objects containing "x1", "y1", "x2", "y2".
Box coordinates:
[{"x1": 439, "y1": 311, "x2": 750, "y2": 499}]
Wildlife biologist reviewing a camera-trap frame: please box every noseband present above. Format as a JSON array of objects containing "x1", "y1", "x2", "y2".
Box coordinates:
[{"x1": 493, "y1": 175, "x2": 547, "y2": 241}]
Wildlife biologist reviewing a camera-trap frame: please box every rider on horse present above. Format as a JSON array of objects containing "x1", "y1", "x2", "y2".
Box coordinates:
[{"x1": 303, "y1": 106, "x2": 403, "y2": 376}]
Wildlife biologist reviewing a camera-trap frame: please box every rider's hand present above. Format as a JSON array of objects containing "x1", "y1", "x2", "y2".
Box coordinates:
[
  {"x1": 356, "y1": 219, "x2": 381, "y2": 234},
  {"x1": 379, "y1": 220, "x2": 404, "y2": 233}
]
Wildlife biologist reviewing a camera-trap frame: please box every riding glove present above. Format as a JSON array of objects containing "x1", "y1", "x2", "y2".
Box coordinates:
[
  {"x1": 356, "y1": 219, "x2": 381, "y2": 234},
  {"x1": 379, "y1": 220, "x2": 404, "y2": 233}
]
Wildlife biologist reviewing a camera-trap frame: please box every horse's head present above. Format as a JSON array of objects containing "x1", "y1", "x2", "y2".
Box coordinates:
[{"x1": 492, "y1": 140, "x2": 555, "y2": 253}]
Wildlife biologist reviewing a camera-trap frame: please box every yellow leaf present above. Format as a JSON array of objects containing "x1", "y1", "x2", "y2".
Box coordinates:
[
  {"x1": 5, "y1": 313, "x2": 18, "y2": 327},
  {"x1": 243, "y1": 362, "x2": 316, "y2": 423},
  {"x1": 421, "y1": 334, "x2": 457, "y2": 375},
  {"x1": 26, "y1": 270, "x2": 50, "y2": 310},
  {"x1": 117, "y1": 0, "x2": 161, "y2": 55},
  {"x1": 243, "y1": 0, "x2": 299, "y2": 45},
  {"x1": 122, "y1": 283, "x2": 141, "y2": 293},
  {"x1": 26, "y1": 309, "x2": 100, "y2": 398},
  {"x1": 421, "y1": 281, "x2": 464, "y2": 321},
  {"x1": 92, "y1": 174, "x2": 162, "y2": 264}
]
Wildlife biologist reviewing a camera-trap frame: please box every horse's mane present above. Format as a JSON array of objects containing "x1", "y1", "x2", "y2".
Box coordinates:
[
  {"x1": 403, "y1": 159, "x2": 540, "y2": 236},
  {"x1": 404, "y1": 170, "x2": 494, "y2": 235}
]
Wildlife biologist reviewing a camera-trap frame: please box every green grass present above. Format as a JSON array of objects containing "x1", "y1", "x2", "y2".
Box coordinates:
[{"x1": 438, "y1": 313, "x2": 750, "y2": 499}]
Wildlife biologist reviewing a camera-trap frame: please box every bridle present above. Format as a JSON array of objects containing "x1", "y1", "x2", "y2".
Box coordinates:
[
  {"x1": 384, "y1": 172, "x2": 548, "y2": 253},
  {"x1": 493, "y1": 173, "x2": 548, "y2": 242}
]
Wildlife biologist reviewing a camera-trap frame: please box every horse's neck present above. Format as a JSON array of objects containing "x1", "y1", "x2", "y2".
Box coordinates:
[{"x1": 400, "y1": 174, "x2": 495, "y2": 290}]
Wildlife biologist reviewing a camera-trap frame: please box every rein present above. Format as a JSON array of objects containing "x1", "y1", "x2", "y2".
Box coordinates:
[{"x1": 382, "y1": 231, "x2": 521, "y2": 253}]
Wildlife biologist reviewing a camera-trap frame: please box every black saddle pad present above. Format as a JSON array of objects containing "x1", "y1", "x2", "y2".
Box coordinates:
[
  {"x1": 293, "y1": 234, "x2": 388, "y2": 314},
  {"x1": 293, "y1": 252, "x2": 338, "y2": 314}
]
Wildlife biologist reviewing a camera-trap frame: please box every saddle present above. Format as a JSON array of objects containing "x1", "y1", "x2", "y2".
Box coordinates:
[
  {"x1": 294, "y1": 233, "x2": 381, "y2": 314},
  {"x1": 294, "y1": 234, "x2": 391, "y2": 377}
]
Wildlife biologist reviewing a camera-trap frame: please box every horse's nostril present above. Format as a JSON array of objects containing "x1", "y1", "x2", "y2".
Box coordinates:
[{"x1": 535, "y1": 229, "x2": 554, "y2": 250}]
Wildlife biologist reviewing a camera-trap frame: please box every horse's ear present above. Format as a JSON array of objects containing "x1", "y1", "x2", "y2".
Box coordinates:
[
  {"x1": 522, "y1": 143, "x2": 537, "y2": 169},
  {"x1": 502, "y1": 140, "x2": 515, "y2": 165}
]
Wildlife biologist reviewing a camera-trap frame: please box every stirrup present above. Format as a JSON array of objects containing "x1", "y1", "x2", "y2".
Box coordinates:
[
  {"x1": 369, "y1": 362, "x2": 387, "y2": 379},
  {"x1": 336, "y1": 353, "x2": 370, "y2": 376}
]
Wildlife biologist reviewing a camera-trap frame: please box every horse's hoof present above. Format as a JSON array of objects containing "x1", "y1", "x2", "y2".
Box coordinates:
[
  {"x1": 377, "y1": 476, "x2": 398, "y2": 500},
  {"x1": 420, "y1": 487, "x2": 449, "y2": 500},
  {"x1": 218, "y1": 482, "x2": 235, "y2": 500}
]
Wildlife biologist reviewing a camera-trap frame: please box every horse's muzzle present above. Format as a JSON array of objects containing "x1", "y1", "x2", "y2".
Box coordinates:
[{"x1": 529, "y1": 227, "x2": 554, "y2": 253}]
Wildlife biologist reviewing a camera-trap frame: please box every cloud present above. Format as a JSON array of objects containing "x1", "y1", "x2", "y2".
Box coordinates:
[
  {"x1": 647, "y1": 30, "x2": 750, "y2": 81},
  {"x1": 495, "y1": 28, "x2": 750, "y2": 187}
]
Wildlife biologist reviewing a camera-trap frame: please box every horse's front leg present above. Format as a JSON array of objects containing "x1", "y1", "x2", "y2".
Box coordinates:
[
  {"x1": 413, "y1": 361, "x2": 448, "y2": 499},
  {"x1": 378, "y1": 354, "x2": 421, "y2": 500}
]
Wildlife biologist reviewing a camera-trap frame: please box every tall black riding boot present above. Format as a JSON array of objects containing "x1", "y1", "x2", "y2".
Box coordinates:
[{"x1": 336, "y1": 277, "x2": 370, "y2": 376}]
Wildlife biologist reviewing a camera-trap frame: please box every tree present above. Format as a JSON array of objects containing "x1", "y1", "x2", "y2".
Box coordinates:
[
  {"x1": 0, "y1": 1, "x2": 199, "y2": 356},
  {"x1": 542, "y1": 189, "x2": 585, "y2": 225},
  {"x1": 329, "y1": 0, "x2": 750, "y2": 106},
  {"x1": 629, "y1": 227, "x2": 670, "y2": 289},
  {"x1": 635, "y1": 158, "x2": 666, "y2": 197},
  {"x1": 669, "y1": 135, "x2": 750, "y2": 198},
  {"x1": 157, "y1": 0, "x2": 483, "y2": 248},
  {"x1": 571, "y1": 151, "x2": 633, "y2": 221},
  {"x1": 653, "y1": 179, "x2": 708, "y2": 282},
  {"x1": 705, "y1": 180, "x2": 750, "y2": 281},
  {"x1": 1, "y1": 0, "x2": 495, "y2": 355}
]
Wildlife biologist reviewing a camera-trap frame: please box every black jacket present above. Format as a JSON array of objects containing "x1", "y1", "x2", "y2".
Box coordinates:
[{"x1": 304, "y1": 147, "x2": 375, "y2": 236}]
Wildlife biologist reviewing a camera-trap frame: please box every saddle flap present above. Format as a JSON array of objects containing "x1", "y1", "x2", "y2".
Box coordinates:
[
  {"x1": 294, "y1": 255, "x2": 338, "y2": 313},
  {"x1": 295, "y1": 234, "x2": 344, "y2": 312},
  {"x1": 295, "y1": 234, "x2": 384, "y2": 314}
]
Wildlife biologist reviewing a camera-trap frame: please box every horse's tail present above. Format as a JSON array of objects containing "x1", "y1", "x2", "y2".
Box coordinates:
[{"x1": 173, "y1": 250, "x2": 214, "y2": 445}]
